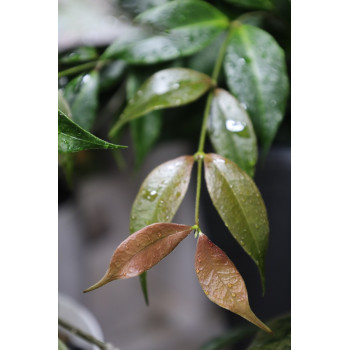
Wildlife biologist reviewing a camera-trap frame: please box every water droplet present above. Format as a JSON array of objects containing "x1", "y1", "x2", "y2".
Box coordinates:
[
  {"x1": 205, "y1": 291, "x2": 209, "y2": 295},
  {"x1": 238, "y1": 58, "x2": 246, "y2": 65},
  {"x1": 142, "y1": 190, "x2": 158, "y2": 201},
  {"x1": 175, "y1": 192, "x2": 181, "y2": 198},
  {"x1": 240, "y1": 103, "x2": 247, "y2": 110},
  {"x1": 196, "y1": 269, "x2": 200, "y2": 273},
  {"x1": 228, "y1": 283, "x2": 233, "y2": 288},
  {"x1": 82, "y1": 74, "x2": 90, "y2": 83},
  {"x1": 232, "y1": 293, "x2": 236, "y2": 297},
  {"x1": 226, "y1": 119, "x2": 246, "y2": 133}
]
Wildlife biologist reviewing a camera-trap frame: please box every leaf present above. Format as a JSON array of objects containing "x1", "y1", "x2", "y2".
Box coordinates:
[
  {"x1": 58, "y1": 90, "x2": 72, "y2": 118},
  {"x1": 103, "y1": 0, "x2": 229, "y2": 64},
  {"x1": 199, "y1": 325, "x2": 256, "y2": 350},
  {"x1": 224, "y1": 23, "x2": 289, "y2": 152},
  {"x1": 127, "y1": 71, "x2": 163, "y2": 169},
  {"x1": 208, "y1": 88, "x2": 257, "y2": 177},
  {"x1": 130, "y1": 155, "x2": 194, "y2": 232},
  {"x1": 63, "y1": 70, "x2": 99, "y2": 130},
  {"x1": 247, "y1": 314, "x2": 291, "y2": 349},
  {"x1": 59, "y1": 46, "x2": 98, "y2": 64},
  {"x1": 221, "y1": 0, "x2": 274, "y2": 10},
  {"x1": 99, "y1": 60, "x2": 127, "y2": 91},
  {"x1": 109, "y1": 68, "x2": 213, "y2": 137},
  {"x1": 204, "y1": 153, "x2": 269, "y2": 291},
  {"x1": 84, "y1": 223, "x2": 192, "y2": 292},
  {"x1": 119, "y1": 0, "x2": 172, "y2": 16},
  {"x1": 58, "y1": 110, "x2": 127, "y2": 153},
  {"x1": 195, "y1": 233, "x2": 271, "y2": 333}
]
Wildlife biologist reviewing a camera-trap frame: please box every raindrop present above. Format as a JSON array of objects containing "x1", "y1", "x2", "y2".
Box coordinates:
[
  {"x1": 82, "y1": 74, "x2": 90, "y2": 83},
  {"x1": 240, "y1": 103, "x2": 247, "y2": 110},
  {"x1": 228, "y1": 283, "x2": 233, "y2": 288},
  {"x1": 225, "y1": 120, "x2": 246, "y2": 133},
  {"x1": 238, "y1": 58, "x2": 246, "y2": 66},
  {"x1": 196, "y1": 269, "x2": 200, "y2": 273},
  {"x1": 142, "y1": 190, "x2": 158, "y2": 201},
  {"x1": 232, "y1": 293, "x2": 236, "y2": 297}
]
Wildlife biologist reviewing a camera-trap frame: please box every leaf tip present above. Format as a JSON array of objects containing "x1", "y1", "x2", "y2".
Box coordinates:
[{"x1": 83, "y1": 273, "x2": 111, "y2": 293}]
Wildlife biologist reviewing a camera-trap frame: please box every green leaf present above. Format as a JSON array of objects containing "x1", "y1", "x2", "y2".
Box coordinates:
[
  {"x1": 58, "y1": 90, "x2": 72, "y2": 118},
  {"x1": 63, "y1": 70, "x2": 99, "y2": 130},
  {"x1": 109, "y1": 68, "x2": 213, "y2": 137},
  {"x1": 103, "y1": 0, "x2": 229, "y2": 64},
  {"x1": 58, "y1": 110, "x2": 127, "y2": 153},
  {"x1": 130, "y1": 155, "x2": 194, "y2": 232},
  {"x1": 59, "y1": 46, "x2": 98, "y2": 64},
  {"x1": 208, "y1": 88, "x2": 257, "y2": 177},
  {"x1": 204, "y1": 153, "x2": 269, "y2": 292},
  {"x1": 224, "y1": 23, "x2": 289, "y2": 152},
  {"x1": 247, "y1": 314, "x2": 291, "y2": 349},
  {"x1": 99, "y1": 60, "x2": 127, "y2": 91},
  {"x1": 200, "y1": 326, "x2": 255, "y2": 350},
  {"x1": 84, "y1": 223, "x2": 193, "y2": 292},
  {"x1": 127, "y1": 71, "x2": 162, "y2": 168},
  {"x1": 221, "y1": 0, "x2": 274, "y2": 10},
  {"x1": 196, "y1": 233, "x2": 271, "y2": 333}
]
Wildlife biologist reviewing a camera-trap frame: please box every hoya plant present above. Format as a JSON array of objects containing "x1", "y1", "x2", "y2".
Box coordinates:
[{"x1": 58, "y1": 0, "x2": 290, "y2": 347}]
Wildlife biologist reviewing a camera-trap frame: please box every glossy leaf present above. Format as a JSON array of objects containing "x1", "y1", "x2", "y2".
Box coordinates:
[
  {"x1": 221, "y1": 0, "x2": 274, "y2": 10},
  {"x1": 59, "y1": 46, "x2": 98, "y2": 64},
  {"x1": 58, "y1": 90, "x2": 72, "y2": 118},
  {"x1": 109, "y1": 68, "x2": 212, "y2": 137},
  {"x1": 58, "y1": 110, "x2": 127, "y2": 153},
  {"x1": 224, "y1": 23, "x2": 289, "y2": 152},
  {"x1": 84, "y1": 223, "x2": 192, "y2": 292},
  {"x1": 130, "y1": 155, "x2": 194, "y2": 233},
  {"x1": 208, "y1": 88, "x2": 257, "y2": 177},
  {"x1": 63, "y1": 70, "x2": 99, "y2": 130},
  {"x1": 247, "y1": 314, "x2": 291, "y2": 349},
  {"x1": 195, "y1": 233, "x2": 271, "y2": 333},
  {"x1": 119, "y1": 0, "x2": 172, "y2": 16},
  {"x1": 103, "y1": 0, "x2": 229, "y2": 64},
  {"x1": 204, "y1": 153, "x2": 269, "y2": 291},
  {"x1": 127, "y1": 72, "x2": 162, "y2": 168}
]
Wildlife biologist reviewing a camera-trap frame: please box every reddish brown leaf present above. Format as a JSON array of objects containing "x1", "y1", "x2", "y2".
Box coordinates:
[
  {"x1": 195, "y1": 233, "x2": 271, "y2": 333},
  {"x1": 84, "y1": 223, "x2": 192, "y2": 293}
]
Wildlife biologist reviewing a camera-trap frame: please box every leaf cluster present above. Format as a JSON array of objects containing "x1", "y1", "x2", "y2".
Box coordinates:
[{"x1": 58, "y1": 0, "x2": 290, "y2": 336}]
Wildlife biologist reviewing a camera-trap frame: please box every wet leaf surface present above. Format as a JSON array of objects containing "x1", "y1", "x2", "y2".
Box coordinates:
[
  {"x1": 63, "y1": 70, "x2": 99, "y2": 130},
  {"x1": 103, "y1": 0, "x2": 228, "y2": 64},
  {"x1": 130, "y1": 155, "x2": 194, "y2": 233},
  {"x1": 195, "y1": 233, "x2": 271, "y2": 333},
  {"x1": 59, "y1": 46, "x2": 98, "y2": 64},
  {"x1": 204, "y1": 153, "x2": 269, "y2": 291},
  {"x1": 224, "y1": 23, "x2": 289, "y2": 152},
  {"x1": 99, "y1": 60, "x2": 127, "y2": 91},
  {"x1": 247, "y1": 314, "x2": 291, "y2": 349},
  {"x1": 110, "y1": 68, "x2": 212, "y2": 136},
  {"x1": 58, "y1": 110, "x2": 127, "y2": 153},
  {"x1": 84, "y1": 223, "x2": 192, "y2": 292},
  {"x1": 208, "y1": 88, "x2": 257, "y2": 177},
  {"x1": 127, "y1": 71, "x2": 162, "y2": 169}
]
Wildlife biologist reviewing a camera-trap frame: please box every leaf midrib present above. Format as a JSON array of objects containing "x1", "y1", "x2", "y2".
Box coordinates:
[{"x1": 211, "y1": 161, "x2": 261, "y2": 262}]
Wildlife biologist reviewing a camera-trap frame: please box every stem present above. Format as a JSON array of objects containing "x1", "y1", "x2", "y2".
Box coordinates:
[
  {"x1": 194, "y1": 23, "x2": 236, "y2": 227},
  {"x1": 58, "y1": 317, "x2": 116, "y2": 350},
  {"x1": 58, "y1": 60, "x2": 108, "y2": 78}
]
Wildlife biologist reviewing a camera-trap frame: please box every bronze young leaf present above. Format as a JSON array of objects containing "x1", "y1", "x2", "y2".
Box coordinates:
[
  {"x1": 84, "y1": 223, "x2": 192, "y2": 293},
  {"x1": 204, "y1": 153, "x2": 269, "y2": 292},
  {"x1": 195, "y1": 233, "x2": 271, "y2": 333}
]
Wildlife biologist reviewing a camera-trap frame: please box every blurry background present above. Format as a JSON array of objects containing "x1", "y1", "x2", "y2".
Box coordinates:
[{"x1": 58, "y1": 1, "x2": 290, "y2": 349}]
